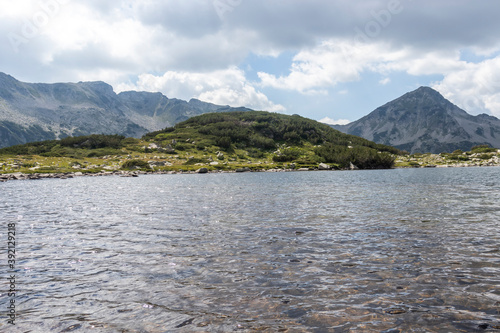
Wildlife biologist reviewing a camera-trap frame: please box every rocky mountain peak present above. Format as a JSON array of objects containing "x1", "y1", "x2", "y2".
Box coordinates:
[
  {"x1": 334, "y1": 87, "x2": 500, "y2": 153},
  {"x1": 390, "y1": 86, "x2": 450, "y2": 108}
]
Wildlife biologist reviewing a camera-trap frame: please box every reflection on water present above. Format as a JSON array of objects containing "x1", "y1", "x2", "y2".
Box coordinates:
[{"x1": 1, "y1": 167, "x2": 500, "y2": 332}]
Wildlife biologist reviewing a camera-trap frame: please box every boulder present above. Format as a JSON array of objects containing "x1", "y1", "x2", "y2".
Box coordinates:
[
  {"x1": 196, "y1": 168, "x2": 209, "y2": 174},
  {"x1": 318, "y1": 163, "x2": 331, "y2": 170},
  {"x1": 149, "y1": 161, "x2": 166, "y2": 167},
  {"x1": 235, "y1": 167, "x2": 251, "y2": 173}
]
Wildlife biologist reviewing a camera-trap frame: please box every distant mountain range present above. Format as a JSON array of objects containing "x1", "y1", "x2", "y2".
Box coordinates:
[
  {"x1": 333, "y1": 87, "x2": 500, "y2": 153},
  {"x1": 3, "y1": 72, "x2": 500, "y2": 154},
  {"x1": 0, "y1": 72, "x2": 250, "y2": 148}
]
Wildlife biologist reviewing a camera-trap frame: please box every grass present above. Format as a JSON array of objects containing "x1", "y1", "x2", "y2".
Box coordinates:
[
  {"x1": 394, "y1": 149, "x2": 500, "y2": 168},
  {"x1": 0, "y1": 111, "x2": 405, "y2": 174},
  {"x1": 0, "y1": 141, "x2": 296, "y2": 174}
]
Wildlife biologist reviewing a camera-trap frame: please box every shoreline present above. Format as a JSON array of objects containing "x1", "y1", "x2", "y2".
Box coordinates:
[{"x1": 2, "y1": 163, "x2": 500, "y2": 182}]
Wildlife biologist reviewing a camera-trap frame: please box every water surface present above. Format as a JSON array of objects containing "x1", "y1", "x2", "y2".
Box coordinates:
[{"x1": 1, "y1": 167, "x2": 500, "y2": 332}]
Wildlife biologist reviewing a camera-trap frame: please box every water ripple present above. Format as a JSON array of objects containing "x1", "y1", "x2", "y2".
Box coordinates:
[{"x1": 1, "y1": 167, "x2": 499, "y2": 332}]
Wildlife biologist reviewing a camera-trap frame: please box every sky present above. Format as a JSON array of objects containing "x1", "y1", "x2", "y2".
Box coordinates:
[{"x1": 2, "y1": 0, "x2": 500, "y2": 124}]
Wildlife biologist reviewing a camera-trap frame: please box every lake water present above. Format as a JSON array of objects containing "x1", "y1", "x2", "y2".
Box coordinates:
[{"x1": 1, "y1": 167, "x2": 500, "y2": 332}]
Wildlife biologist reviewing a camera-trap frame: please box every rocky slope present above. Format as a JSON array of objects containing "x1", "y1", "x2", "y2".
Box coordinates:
[
  {"x1": 0, "y1": 72, "x2": 250, "y2": 148},
  {"x1": 333, "y1": 87, "x2": 500, "y2": 153}
]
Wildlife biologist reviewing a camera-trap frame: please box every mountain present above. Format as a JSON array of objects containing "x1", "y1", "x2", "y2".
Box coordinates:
[
  {"x1": 333, "y1": 87, "x2": 500, "y2": 153},
  {"x1": 0, "y1": 72, "x2": 250, "y2": 148}
]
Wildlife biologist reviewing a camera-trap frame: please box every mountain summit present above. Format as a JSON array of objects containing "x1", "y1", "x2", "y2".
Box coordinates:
[
  {"x1": 0, "y1": 73, "x2": 250, "y2": 148},
  {"x1": 333, "y1": 87, "x2": 500, "y2": 153}
]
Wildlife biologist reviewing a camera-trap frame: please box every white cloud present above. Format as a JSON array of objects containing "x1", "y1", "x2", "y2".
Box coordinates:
[
  {"x1": 256, "y1": 39, "x2": 472, "y2": 95},
  {"x1": 255, "y1": 35, "x2": 500, "y2": 116},
  {"x1": 379, "y1": 77, "x2": 391, "y2": 85},
  {"x1": 116, "y1": 67, "x2": 285, "y2": 112},
  {"x1": 319, "y1": 117, "x2": 351, "y2": 125},
  {"x1": 257, "y1": 40, "x2": 384, "y2": 94},
  {"x1": 382, "y1": 50, "x2": 465, "y2": 76},
  {"x1": 3, "y1": 0, "x2": 500, "y2": 120},
  {"x1": 433, "y1": 57, "x2": 500, "y2": 117}
]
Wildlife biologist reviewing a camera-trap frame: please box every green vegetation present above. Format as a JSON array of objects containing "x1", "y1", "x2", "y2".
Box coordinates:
[
  {"x1": 121, "y1": 159, "x2": 151, "y2": 170},
  {"x1": 395, "y1": 146, "x2": 499, "y2": 168},
  {"x1": 0, "y1": 134, "x2": 126, "y2": 158},
  {"x1": 1, "y1": 111, "x2": 404, "y2": 175},
  {"x1": 471, "y1": 144, "x2": 498, "y2": 154},
  {"x1": 315, "y1": 143, "x2": 395, "y2": 169},
  {"x1": 144, "y1": 111, "x2": 400, "y2": 169}
]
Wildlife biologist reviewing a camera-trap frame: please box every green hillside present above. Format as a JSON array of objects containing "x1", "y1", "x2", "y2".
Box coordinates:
[
  {"x1": 0, "y1": 111, "x2": 400, "y2": 175},
  {"x1": 144, "y1": 111, "x2": 399, "y2": 169}
]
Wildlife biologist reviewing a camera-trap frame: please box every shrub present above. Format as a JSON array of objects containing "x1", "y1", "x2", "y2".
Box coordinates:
[
  {"x1": 121, "y1": 159, "x2": 151, "y2": 170},
  {"x1": 283, "y1": 131, "x2": 301, "y2": 144},
  {"x1": 315, "y1": 143, "x2": 395, "y2": 169},
  {"x1": 122, "y1": 137, "x2": 139, "y2": 145},
  {"x1": 216, "y1": 136, "x2": 232, "y2": 149},
  {"x1": 86, "y1": 148, "x2": 120, "y2": 157},
  {"x1": 478, "y1": 154, "x2": 493, "y2": 160},
  {"x1": 183, "y1": 158, "x2": 209, "y2": 165},
  {"x1": 60, "y1": 134, "x2": 125, "y2": 149},
  {"x1": 273, "y1": 148, "x2": 301, "y2": 162},
  {"x1": 471, "y1": 145, "x2": 497, "y2": 153},
  {"x1": 247, "y1": 148, "x2": 265, "y2": 158},
  {"x1": 174, "y1": 143, "x2": 187, "y2": 151},
  {"x1": 40, "y1": 145, "x2": 80, "y2": 158},
  {"x1": 249, "y1": 135, "x2": 275, "y2": 150},
  {"x1": 448, "y1": 154, "x2": 469, "y2": 161}
]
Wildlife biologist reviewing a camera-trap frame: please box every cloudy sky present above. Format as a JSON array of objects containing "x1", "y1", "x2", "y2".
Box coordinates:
[{"x1": 2, "y1": 0, "x2": 500, "y2": 124}]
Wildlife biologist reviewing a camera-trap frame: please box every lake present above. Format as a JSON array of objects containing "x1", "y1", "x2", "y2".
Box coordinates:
[{"x1": 1, "y1": 167, "x2": 500, "y2": 332}]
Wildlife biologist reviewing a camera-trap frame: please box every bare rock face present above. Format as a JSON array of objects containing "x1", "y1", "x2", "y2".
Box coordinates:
[
  {"x1": 0, "y1": 72, "x2": 251, "y2": 148},
  {"x1": 333, "y1": 87, "x2": 500, "y2": 153}
]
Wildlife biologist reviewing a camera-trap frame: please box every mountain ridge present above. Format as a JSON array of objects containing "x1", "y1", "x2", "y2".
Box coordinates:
[
  {"x1": 0, "y1": 72, "x2": 250, "y2": 148},
  {"x1": 333, "y1": 86, "x2": 500, "y2": 153}
]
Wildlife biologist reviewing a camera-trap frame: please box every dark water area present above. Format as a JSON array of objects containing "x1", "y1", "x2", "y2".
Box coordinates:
[{"x1": 1, "y1": 167, "x2": 500, "y2": 332}]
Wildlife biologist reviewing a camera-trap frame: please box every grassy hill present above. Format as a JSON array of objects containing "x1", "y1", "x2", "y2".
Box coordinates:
[
  {"x1": 0, "y1": 111, "x2": 400, "y2": 175},
  {"x1": 145, "y1": 111, "x2": 399, "y2": 168}
]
